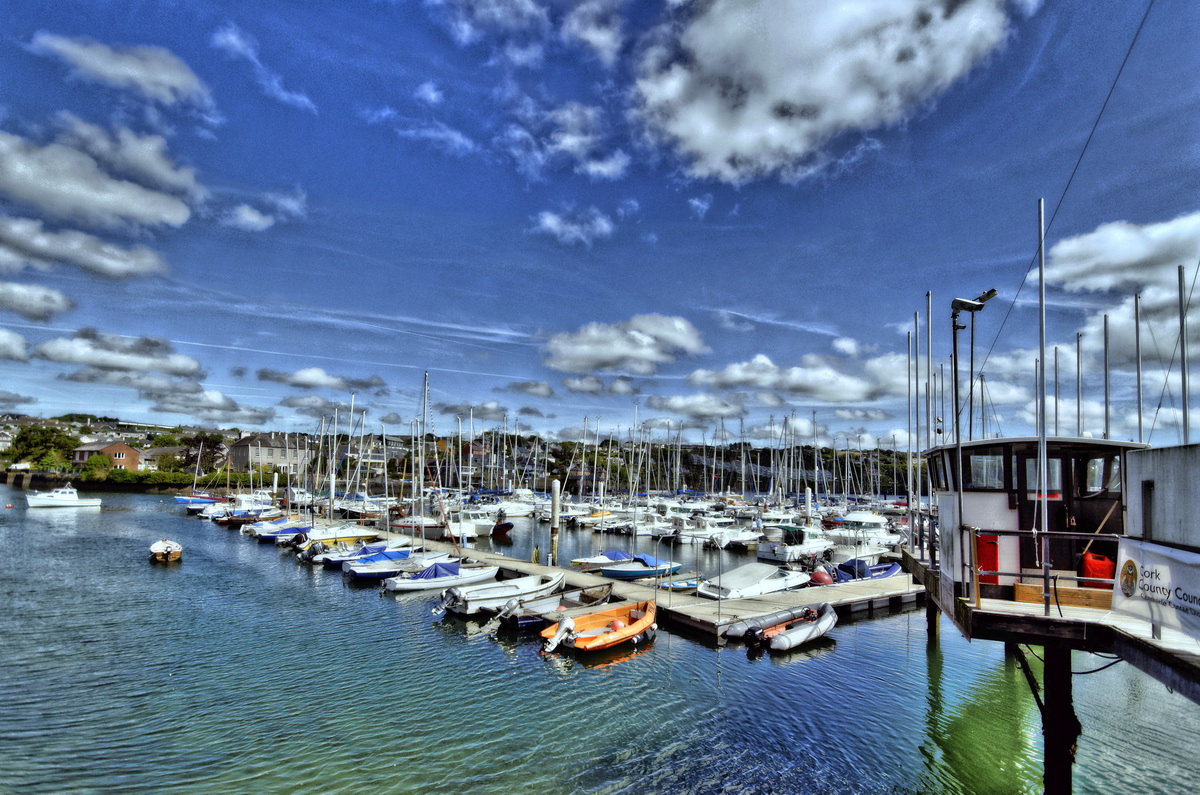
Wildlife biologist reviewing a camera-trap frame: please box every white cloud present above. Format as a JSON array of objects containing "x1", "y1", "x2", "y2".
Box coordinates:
[
  {"x1": 635, "y1": 0, "x2": 1013, "y2": 183},
  {"x1": 531, "y1": 207, "x2": 615, "y2": 247},
  {"x1": 1046, "y1": 211, "x2": 1200, "y2": 294},
  {"x1": 0, "y1": 328, "x2": 29, "y2": 361},
  {"x1": 563, "y1": 375, "x2": 605, "y2": 393},
  {"x1": 688, "y1": 194, "x2": 713, "y2": 219},
  {"x1": 35, "y1": 329, "x2": 202, "y2": 375},
  {"x1": 428, "y1": 0, "x2": 549, "y2": 46},
  {"x1": 832, "y1": 337, "x2": 860, "y2": 356},
  {"x1": 153, "y1": 389, "x2": 274, "y2": 425},
  {"x1": 0, "y1": 282, "x2": 73, "y2": 320},
  {"x1": 279, "y1": 394, "x2": 354, "y2": 418},
  {"x1": 221, "y1": 204, "x2": 275, "y2": 232},
  {"x1": 395, "y1": 121, "x2": 478, "y2": 156},
  {"x1": 0, "y1": 216, "x2": 168, "y2": 278},
  {"x1": 689, "y1": 353, "x2": 874, "y2": 402},
  {"x1": 646, "y1": 392, "x2": 745, "y2": 421},
  {"x1": 64, "y1": 366, "x2": 204, "y2": 395},
  {"x1": 562, "y1": 0, "x2": 626, "y2": 66},
  {"x1": 505, "y1": 380, "x2": 555, "y2": 397},
  {"x1": 414, "y1": 81, "x2": 444, "y2": 105},
  {"x1": 29, "y1": 31, "x2": 213, "y2": 108},
  {"x1": 257, "y1": 367, "x2": 385, "y2": 391},
  {"x1": 498, "y1": 101, "x2": 628, "y2": 181},
  {"x1": 434, "y1": 399, "x2": 507, "y2": 422},
  {"x1": 0, "y1": 131, "x2": 191, "y2": 228},
  {"x1": 211, "y1": 23, "x2": 317, "y2": 113},
  {"x1": 545, "y1": 314, "x2": 709, "y2": 374},
  {"x1": 55, "y1": 114, "x2": 206, "y2": 199}
]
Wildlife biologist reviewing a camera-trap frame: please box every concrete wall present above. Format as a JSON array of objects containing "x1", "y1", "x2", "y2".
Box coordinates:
[{"x1": 1125, "y1": 445, "x2": 1200, "y2": 551}]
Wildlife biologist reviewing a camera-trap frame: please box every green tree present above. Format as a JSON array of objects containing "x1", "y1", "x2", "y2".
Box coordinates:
[
  {"x1": 149, "y1": 432, "x2": 182, "y2": 447},
  {"x1": 10, "y1": 426, "x2": 80, "y2": 464},
  {"x1": 36, "y1": 450, "x2": 67, "y2": 473},
  {"x1": 156, "y1": 453, "x2": 184, "y2": 473},
  {"x1": 182, "y1": 432, "x2": 226, "y2": 472}
]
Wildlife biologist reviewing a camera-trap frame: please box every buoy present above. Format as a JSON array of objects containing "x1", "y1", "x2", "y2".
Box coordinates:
[
  {"x1": 810, "y1": 569, "x2": 835, "y2": 586},
  {"x1": 5, "y1": 504, "x2": 13, "y2": 509}
]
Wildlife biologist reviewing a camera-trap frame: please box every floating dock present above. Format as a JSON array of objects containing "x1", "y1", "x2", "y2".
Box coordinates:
[{"x1": 419, "y1": 539, "x2": 924, "y2": 642}]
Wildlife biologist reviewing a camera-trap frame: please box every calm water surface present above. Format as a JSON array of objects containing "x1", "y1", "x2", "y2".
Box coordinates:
[{"x1": 1, "y1": 485, "x2": 1196, "y2": 793}]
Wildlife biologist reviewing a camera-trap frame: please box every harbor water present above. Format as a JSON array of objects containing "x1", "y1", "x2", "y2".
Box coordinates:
[{"x1": 1, "y1": 485, "x2": 1196, "y2": 793}]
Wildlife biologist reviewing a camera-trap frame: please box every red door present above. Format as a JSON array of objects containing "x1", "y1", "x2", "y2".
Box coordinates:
[{"x1": 977, "y1": 534, "x2": 999, "y2": 585}]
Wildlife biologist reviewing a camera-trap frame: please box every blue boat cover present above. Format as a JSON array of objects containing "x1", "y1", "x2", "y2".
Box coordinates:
[
  {"x1": 411, "y1": 561, "x2": 460, "y2": 580},
  {"x1": 359, "y1": 548, "x2": 412, "y2": 564},
  {"x1": 633, "y1": 553, "x2": 670, "y2": 567},
  {"x1": 604, "y1": 550, "x2": 635, "y2": 561}
]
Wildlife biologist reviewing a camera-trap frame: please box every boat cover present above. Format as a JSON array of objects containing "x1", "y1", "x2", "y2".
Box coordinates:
[
  {"x1": 604, "y1": 550, "x2": 635, "y2": 561},
  {"x1": 411, "y1": 561, "x2": 461, "y2": 580},
  {"x1": 632, "y1": 553, "x2": 671, "y2": 567},
  {"x1": 359, "y1": 548, "x2": 413, "y2": 564}
]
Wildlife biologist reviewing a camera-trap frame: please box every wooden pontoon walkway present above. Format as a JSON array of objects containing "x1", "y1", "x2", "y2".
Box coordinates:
[{"x1": 419, "y1": 539, "x2": 924, "y2": 641}]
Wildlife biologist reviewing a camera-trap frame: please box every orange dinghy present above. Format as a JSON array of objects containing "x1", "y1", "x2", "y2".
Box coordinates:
[{"x1": 541, "y1": 600, "x2": 657, "y2": 653}]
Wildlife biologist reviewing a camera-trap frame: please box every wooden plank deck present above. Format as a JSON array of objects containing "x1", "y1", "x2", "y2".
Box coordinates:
[{"x1": 419, "y1": 539, "x2": 925, "y2": 641}]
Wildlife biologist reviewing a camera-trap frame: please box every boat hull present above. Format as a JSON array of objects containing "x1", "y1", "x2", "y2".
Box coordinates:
[{"x1": 540, "y1": 601, "x2": 657, "y2": 652}]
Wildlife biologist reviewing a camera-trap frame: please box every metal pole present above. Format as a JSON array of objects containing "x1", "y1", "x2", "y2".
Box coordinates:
[
  {"x1": 952, "y1": 307, "x2": 965, "y2": 587},
  {"x1": 1053, "y1": 346, "x2": 1060, "y2": 436},
  {"x1": 1104, "y1": 313, "x2": 1111, "y2": 440},
  {"x1": 968, "y1": 312, "x2": 976, "y2": 441},
  {"x1": 550, "y1": 478, "x2": 560, "y2": 567},
  {"x1": 914, "y1": 312, "x2": 922, "y2": 461},
  {"x1": 1136, "y1": 293, "x2": 1144, "y2": 443},
  {"x1": 1180, "y1": 264, "x2": 1190, "y2": 444},
  {"x1": 1076, "y1": 332, "x2": 1083, "y2": 436},
  {"x1": 1038, "y1": 200, "x2": 1049, "y2": 583},
  {"x1": 927, "y1": 290, "x2": 933, "y2": 449}
]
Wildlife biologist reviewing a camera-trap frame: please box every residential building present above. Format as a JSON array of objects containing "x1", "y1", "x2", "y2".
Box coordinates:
[
  {"x1": 227, "y1": 432, "x2": 313, "y2": 474},
  {"x1": 72, "y1": 440, "x2": 141, "y2": 470}
]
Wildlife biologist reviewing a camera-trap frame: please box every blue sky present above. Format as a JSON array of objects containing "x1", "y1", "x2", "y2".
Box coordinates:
[{"x1": 2, "y1": 0, "x2": 1199, "y2": 448}]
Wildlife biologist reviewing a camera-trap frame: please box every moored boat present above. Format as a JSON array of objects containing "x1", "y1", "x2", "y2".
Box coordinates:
[
  {"x1": 382, "y1": 560, "x2": 499, "y2": 592},
  {"x1": 26, "y1": 483, "x2": 101, "y2": 509},
  {"x1": 434, "y1": 571, "x2": 565, "y2": 615},
  {"x1": 696, "y1": 562, "x2": 810, "y2": 600},
  {"x1": 149, "y1": 538, "x2": 183, "y2": 564},
  {"x1": 598, "y1": 553, "x2": 681, "y2": 580},
  {"x1": 743, "y1": 602, "x2": 838, "y2": 652},
  {"x1": 541, "y1": 600, "x2": 657, "y2": 653}
]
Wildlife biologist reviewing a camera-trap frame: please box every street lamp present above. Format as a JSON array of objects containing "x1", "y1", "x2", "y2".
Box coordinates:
[{"x1": 950, "y1": 289, "x2": 995, "y2": 593}]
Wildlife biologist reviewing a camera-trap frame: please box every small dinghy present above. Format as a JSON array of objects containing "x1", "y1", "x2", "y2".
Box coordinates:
[
  {"x1": 149, "y1": 539, "x2": 183, "y2": 564},
  {"x1": 434, "y1": 571, "x2": 565, "y2": 616},
  {"x1": 541, "y1": 600, "x2": 657, "y2": 653},
  {"x1": 731, "y1": 602, "x2": 837, "y2": 652},
  {"x1": 382, "y1": 560, "x2": 499, "y2": 592}
]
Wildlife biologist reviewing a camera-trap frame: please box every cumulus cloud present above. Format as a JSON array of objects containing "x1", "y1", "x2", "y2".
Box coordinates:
[
  {"x1": 222, "y1": 204, "x2": 274, "y2": 231},
  {"x1": 414, "y1": 81, "x2": 444, "y2": 105},
  {"x1": 28, "y1": 31, "x2": 213, "y2": 108},
  {"x1": 563, "y1": 375, "x2": 605, "y2": 394},
  {"x1": 427, "y1": 0, "x2": 549, "y2": 46},
  {"x1": 153, "y1": 389, "x2": 274, "y2": 425},
  {"x1": 609, "y1": 376, "x2": 638, "y2": 395},
  {"x1": 834, "y1": 408, "x2": 891, "y2": 421},
  {"x1": 635, "y1": 0, "x2": 1013, "y2": 182},
  {"x1": 279, "y1": 394, "x2": 355, "y2": 418},
  {"x1": 0, "y1": 132, "x2": 191, "y2": 228},
  {"x1": 502, "y1": 379, "x2": 555, "y2": 398},
  {"x1": 0, "y1": 389, "x2": 36, "y2": 409},
  {"x1": 832, "y1": 337, "x2": 860, "y2": 356},
  {"x1": 54, "y1": 114, "x2": 206, "y2": 199},
  {"x1": 434, "y1": 400, "x2": 508, "y2": 422},
  {"x1": 689, "y1": 353, "x2": 874, "y2": 401},
  {"x1": 562, "y1": 0, "x2": 626, "y2": 65},
  {"x1": 688, "y1": 194, "x2": 712, "y2": 219},
  {"x1": 63, "y1": 366, "x2": 204, "y2": 395},
  {"x1": 380, "y1": 412, "x2": 406, "y2": 425},
  {"x1": 211, "y1": 23, "x2": 317, "y2": 113},
  {"x1": 531, "y1": 207, "x2": 615, "y2": 246},
  {"x1": 646, "y1": 393, "x2": 745, "y2": 421},
  {"x1": 0, "y1": 216, "x2": 168, "y2": 278},
  {"x1": 545, "y1": 313, "x2": 708, "y2": 374},
  {"x1": 257, "y1": 367, "x2": 386, "y2": 391},
  {"x1": 34, "y1": 328, "x2": 202, "y2": 375},
  {"x1": 0, "y1": 328, "x2": 29, "y2": 361},
  {"x1": 0, "y1": 282, "x2": 73, "y2": 320},
  {"x1": 498, "y1": 101, "x2": 628, "y2": 181},
  {"x1": 1046, "y1": 212, "x2": 1200, "y2": 294}
]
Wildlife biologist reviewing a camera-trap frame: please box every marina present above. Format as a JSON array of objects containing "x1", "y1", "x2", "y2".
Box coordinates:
[{"x1": 2, "y1": 483, "x2": 1198, "y2": 793}]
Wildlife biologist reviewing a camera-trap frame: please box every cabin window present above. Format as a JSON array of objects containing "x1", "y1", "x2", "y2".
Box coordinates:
[
  {"x1": 1025, "y1": 457, "x2": 1062, "y2": 500},
  {"x1": 964, "y1": 450, "x2": 1005, "y2": 490},
  {"x1": 1078, "y1": 455, "x2": 1121, "y2": 496}
]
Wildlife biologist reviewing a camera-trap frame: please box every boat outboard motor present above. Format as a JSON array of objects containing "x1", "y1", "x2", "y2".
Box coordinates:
[
  {"x1": 432, "y1": 587, "x2": 462, "y2": 616},
  {"x1": 543, "y1": 616, "x2": 576, "y2": 653},
  {"x1": 744, "y1": 626, "x2": 766, "y2": 648}
]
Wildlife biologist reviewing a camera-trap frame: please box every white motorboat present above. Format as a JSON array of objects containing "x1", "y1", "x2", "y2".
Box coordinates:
[
  {"x1": 696, "y1": 562, "x2": 810, "y2": 600},
  {"x1": 757, "y1": 523, "x2": 835, "y2": 564},
  {"x1": 149, "y1": 538, "x2": 182, "y2": 563},
  {"x1": 382, "y1": 561, "x2": 499, "y2": 592},
  {"x1": 26, "y1": 483, "x2": 101, "y2": 508},
  {"x1": 434, "y1": 571, "x2": 565, "y2": 615}
]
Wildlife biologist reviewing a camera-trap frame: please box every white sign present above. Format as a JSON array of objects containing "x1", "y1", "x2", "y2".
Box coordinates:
[{"x1": 1112, "y1": 538, "x2": 1200, "y2": 640}]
